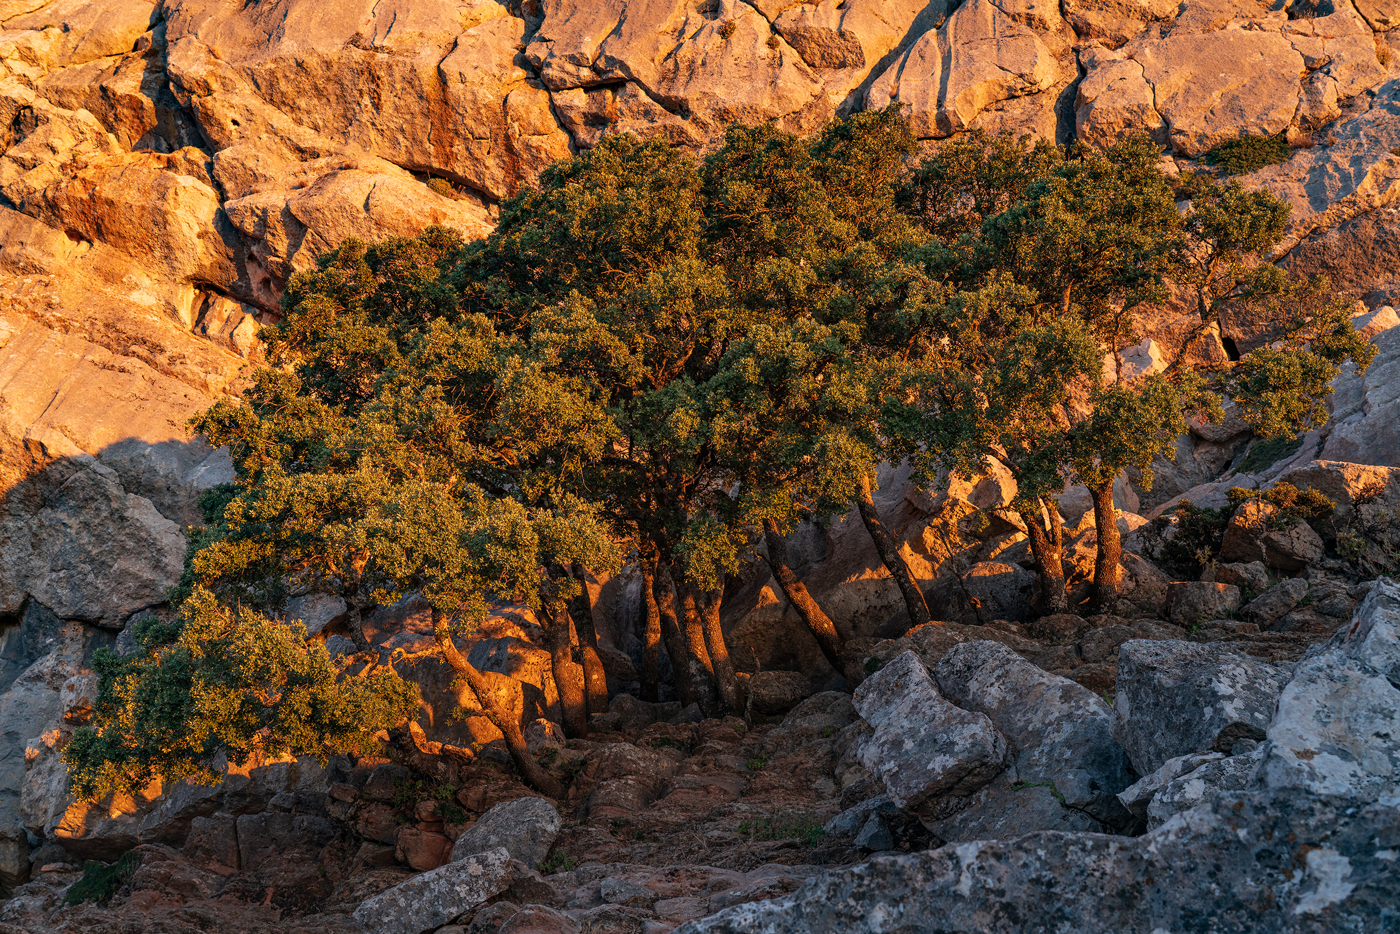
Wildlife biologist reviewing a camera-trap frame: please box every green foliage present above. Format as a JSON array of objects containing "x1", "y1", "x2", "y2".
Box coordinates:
[
  {"x1": 64, "y1": 852, "x2": 141, "y2": 907},
  {"x1": 737, "y1": 816, "x2": 825, "y2": 845},
  {"x1": 538, "y1": 849, "x2": 577, "y2": 873},
  {"x1": 1011, "y1": 779, "x2": 1067, "y2": 806},
  {"x1": 1205, "y1": 133, "x2": 1291, "y2": 175},
  {"x1": 65, "y1": 589, "x2": 418, "y2": 800},
  {"x1": 1237, "y1": 435, "x2": 1305, "y2": 475},
  {"x1": 426, "y1": 177, "x2": 456, "y2": 199},
  {"x1": 1227, "y1": 482, "x2": 1337, "y2": 533},
  {"x1": 746, "y1": 755, "x2": 767, "y2": 771},
  {"x1": 1156, "y1": 503, "x2": 1233, "y2": 579}
]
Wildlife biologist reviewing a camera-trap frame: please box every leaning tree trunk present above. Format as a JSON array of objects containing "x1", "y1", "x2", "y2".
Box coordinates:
[
  {"x1": 1090, "y1": 480, "x2": 1123, "y2": 611},
  {"x1": 1019, "y1": 496, "x2": 1069, "y2": 614},
  {"x1": 640, "y1": 555, "x2": 663, "y2": 703},
  {"x1": 541, "y1": 596, "x2": 589, "y2": 738},
  {"x1": 655, "y1": 561, "x2": 718, "y2": 710},
  {"x1": 696, "y1": 586, "x2": 742, "y2": 715},
  {"x1": 762, "y1": 517, "x2": 844, "y2": 672},
  {"x1": 569, "y1": 570, "x2": 610, "y2": 717},
  {"x1": 431, "y1": 610, "x2": 564, "y2": 798},
  {"x1": 857, "y1": 472, "x2": 933, "y2": 628}
]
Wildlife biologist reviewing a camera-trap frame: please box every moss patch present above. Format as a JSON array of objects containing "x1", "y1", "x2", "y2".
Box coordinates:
[{"x1": 1237, "y1": 434, "x2": 1304, "y2": 475}]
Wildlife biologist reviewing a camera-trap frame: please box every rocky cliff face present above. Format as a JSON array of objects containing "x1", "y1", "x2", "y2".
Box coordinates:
[{"x1": 2, "y1": 0, "x2": 1400, "y2": 926}]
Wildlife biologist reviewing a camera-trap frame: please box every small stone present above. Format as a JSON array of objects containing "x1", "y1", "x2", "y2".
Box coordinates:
[{"x1": 854, "y1": 814, "x2": 894, "y2": 851}]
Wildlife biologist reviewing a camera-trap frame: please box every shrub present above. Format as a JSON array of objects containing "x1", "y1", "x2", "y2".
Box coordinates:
[
  {"x1": 426, "y1": 177, "x2": 456, "y2": 199},
  {"x1": 1205, "y1": 133, "x2": 1291, "y2": 175},
  {"x1": 1237, "y1": 434, "x2": 1304, "y2": 475},
  {"x1": 64, "y1": 852, "x2": 141, "y2": 907},
  {"x1": 720, "y1": 19, "x2": 737, "y2": 40},
  {"x1": 1227, "y1": 482, "x2": 1336, "y2": 533},
  {"x1": 1156, "y1": 503, "x2": 1232, "y2": 579}
]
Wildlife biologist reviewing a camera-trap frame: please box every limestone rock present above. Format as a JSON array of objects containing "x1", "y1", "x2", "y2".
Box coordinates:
[
  {"x1": 866, "y1": 0, "x2": 1057, "y2": 139},
  {"x1": 0, "y1": 459, "x2": 186, "y2": 628},
  {"x1": 1114, "y1": 639, "x2": 1291, "y2": 774},
  {"x1": 1062, "y1": 0, "x2": 1180, "y2": 47},
  {"x1": 1258, "y1": 578, "x2": 1400, "y2": 800},
  {"x1": 851, "y1": 650, "x2": 1008, "y2": 810},
  {"x1": 1115, "y1": 750, "x2": 1225, "y2": 821},
  {"x1": 1147, "y1": 748, "x2": 1263, "y2": 829},
  {"x1": 1162, "y1": 582, "x2": 1242, "y2": 627},
  {"x1": 746, "y1": 670, "x2": 813, "y2": 716},
  {"x1": 675, "y1": 792, "x2": 1399, "y2": 934},
  {"x1": 1075, "y1": 47, "x2": 1165, "y2": 149},
  {"x1": 1214, "y1": 561, "x2": 1271, "y2": 594},
  {"x1": 353, "y1": 846, "x2": 518, "y2": 934},
  {"x1": 1127, "y1": 28, "x2": 1303, "y2": 158},
  {"x1": 450, "y1": 797, "x2": 562, "y2": 870},
  {"x1": 934, "y1": 641, "x2": 1135, "y2": 827},
  {"x1": 1241, "y1": 578, "x2": 1308, "y2": 624}
]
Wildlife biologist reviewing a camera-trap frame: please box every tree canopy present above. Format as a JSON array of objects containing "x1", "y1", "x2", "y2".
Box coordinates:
[{"x1": 68, "y1": 112, "x2": 1374, "y2": 800}]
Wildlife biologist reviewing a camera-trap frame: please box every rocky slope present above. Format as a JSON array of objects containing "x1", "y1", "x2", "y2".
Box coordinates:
[{"x1": 2, "y1": 0, "x2": 1400, "y2": 929}]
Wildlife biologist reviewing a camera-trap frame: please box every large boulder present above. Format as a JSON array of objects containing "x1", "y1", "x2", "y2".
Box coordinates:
[
  {"x1": 1161, "y1": 582, "x2": 1241, "y2": 627},
  {"x1": 674, "y1": 792, "x2": 1399, "y2": 934},
  {"x1": 934, "y1": 641, "x2": 1135, "y2": 829},
  {"x1": 353, "y1": 847, "x2": 520, "y2": 934},
  {"x1": 1241, "y1": 579, "x2": 1309, "y2": 626},
  {"x1": 851, "y1": 651, "x2": 1008, "y2": 811},
  {"x1": 1114, "y1": 640, "x2": 1291, "y2": 774},
  {"x1": 451, "y1": 797, "x2": 562, "y2": 870},
  {"x1": 1257, "y1": 578, "x2": 1400, "y2": 800}
]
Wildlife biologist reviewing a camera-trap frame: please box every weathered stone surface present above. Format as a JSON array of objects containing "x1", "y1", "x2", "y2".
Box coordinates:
[
  {"x1": 1161, "y1": 581, "x2": 1242, "y2": 627},
  {"x1": 353, "y1": 846, "x2": 517, "y2": 934},
  {"x1": 934, "y1": 641, "x2": 1135, "y2": 826},
  {"x1": 1075, "y1": 46, "x2": 1164, "y2": 149},
  {"x1": 1127, "y1": 28, "x2": 1302, "y2": 158},
  {"x1": 851, "y1": 651, "x2": 1008, "y2": 810},
  {"x1": 866, "y1": 0, "x2": 1058, "y2": 139},
  {"x1": 1241, "y1": 578, "x2": 1309, "y2": 624},
  {"x1": 746, "y1": 670, "x2": 813, "y2": 716},
  {"x1": 675, "y1": 792, "x2": 1400, "y2": 934},
  {"x1": 1258, "y1": 578, "x2": 1400, "y2": 800},
  {"x1": 1114, "y1": 639, "x2": 1291, "y2": 774},
  {"x1": 450, "y1": 797, "x2": 562, "y2": 870},
  {"x1": 1115, "y1": 749, "x2": 1225, "y2": 821},
  {"x1": 1147, "y1": 748, "x2": 1262, "y2": 828},
  {"x1": 1062, "y1": 0, "x2": 1179, "y2": 47},
  {"x1": 1214, "y1": 561, "x2": 1271, "y2": 594}
]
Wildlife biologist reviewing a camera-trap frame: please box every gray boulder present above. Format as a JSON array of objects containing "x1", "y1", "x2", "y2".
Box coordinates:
[
  {"x1": 934, "y1": 641, "x2": 1135, "y2": 827},
  {"x1": 852, "y1": 651, "x2": 1008, "y2": 811},
  {"x1": 747, "y1": 670, "x2": 813, "y2": 716},
  {"x1": 1213, "y1": 561, "x2": 1270, "y2": 594},
  {"x1": 1261, "y1": 522, "x2": 1325, "y2": 573},
  {"x1": 1147, "y1": 749, "x2": 1263, "y2": 829},
  {"x1": 1114, "y1": 640, "x2": 1291, "y2": 774},
  {"x1": 354, "y1": 847, "x2": 517, "y2": 934},
  {"x1": 673, "y1": 792, "x2": 1399, "y2": 934},
  {"x1": 451, "y1": 797, "x2": 561, "y2": 870},
  {"x1": 1257, "y1": 578, "x2": 1400, "y2": 800},
  {"x1": 1162, "y1": 582, "x2": 1241, "y2": 627},
  {"x1": 1241, "y1": 578, "x2": 1308, "y2": 625},
  {"x1": 1115, "y1": 751, "x2": 1225, "y2": 822}
]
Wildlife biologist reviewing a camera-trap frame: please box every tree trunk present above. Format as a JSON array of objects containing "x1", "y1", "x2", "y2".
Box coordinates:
[
  {"x1": 640, "y1": 555, "x2": 662, "y2": 703},
  {"x1": 762, "y1": 517, "x2": 844, "y2": 672},
  {"x1": 569, "y1": 571, "x2": 610, "y2": 717},
  {"x1": 541, "y1": 596, "x2": 589, "y2": 739},
  {"x1": 857, "y1": 472, "x2": 933, "y2": 628},
  {"x1": 1091, "y1": 480, "x2": 1123, "y2": 611},
  {"x1": 679, "y1": 587, "x2": 723, "y2": 717},
  {"x1": 1019, "y1": 497, "x2": 1069, "y2": 615},
  {"x1": 655, "y1": 562, "x2": 718, "y2": 710},
  {"x1": 431, "y1": 610, "x2": 564, "y2": 798},
  {"x1": 697, "y1": 586, "x2": 742, "y2": 715}
]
